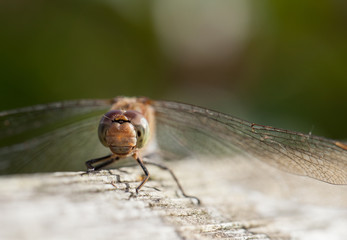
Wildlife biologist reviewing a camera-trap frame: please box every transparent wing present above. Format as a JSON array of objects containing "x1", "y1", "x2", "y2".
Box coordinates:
[
  {"x1": 153, "y1": 100, "x2": 347, "y2": 185},
  {"x1": 0, "y1": 100, "x2": 113, "y2": 174}
]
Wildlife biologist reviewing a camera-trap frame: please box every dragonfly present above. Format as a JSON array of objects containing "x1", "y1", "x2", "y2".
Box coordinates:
[{"x1": 0, "y1": 96, "x2": 346, "y2": 191}]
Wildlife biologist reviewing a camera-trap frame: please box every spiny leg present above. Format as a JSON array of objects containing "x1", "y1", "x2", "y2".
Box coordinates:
[
  {"x1": 135, "y1": 157, "x2": 150, "y2": 194},
  {"x1": 143, "y1": 160, "x2": 201, "y2": 204},
  {"x1": 93, "y1": 158, "x2": 120, "y2": 171},
  {"x1": 85, "y1": 154, "x2": 119, "y2": 172}
]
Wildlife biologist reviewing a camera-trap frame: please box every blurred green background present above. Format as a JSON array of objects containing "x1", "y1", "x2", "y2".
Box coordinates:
[{"x1": 0, "y1": 0, "x2": 346, "y2": 139}]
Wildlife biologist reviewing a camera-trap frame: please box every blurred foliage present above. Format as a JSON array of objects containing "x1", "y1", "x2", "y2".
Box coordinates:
[{"x1": 0, "y1": 0, "x2": 346, "y2": 138}]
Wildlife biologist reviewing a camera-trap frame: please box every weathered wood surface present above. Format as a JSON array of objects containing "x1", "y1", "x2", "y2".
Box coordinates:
[{"x1": 0, "y1": 157, "x2": 346, "y2": 240}]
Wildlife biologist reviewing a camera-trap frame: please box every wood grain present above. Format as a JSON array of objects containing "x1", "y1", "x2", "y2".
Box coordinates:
[{"x1": 0, "y1": 157, "x2": 346, "y2": 240}]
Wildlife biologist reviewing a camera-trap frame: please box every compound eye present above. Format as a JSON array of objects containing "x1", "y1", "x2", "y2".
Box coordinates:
[
  {"x1": 98, "y1": 110, "x2": 123, "y2": 147},
  {"x1": 134, "y1": 119, "x2": 149, "y2": 149},
  {"x1": 124, "y1": 111, "x2": 150, "y2": 149}
]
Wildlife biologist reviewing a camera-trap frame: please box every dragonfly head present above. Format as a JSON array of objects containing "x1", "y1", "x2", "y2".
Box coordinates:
[{"x1": 98, "y1": 110, "x2": 150, "y2": 156}]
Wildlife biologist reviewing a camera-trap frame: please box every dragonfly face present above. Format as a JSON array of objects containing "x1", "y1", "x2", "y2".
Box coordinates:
[{"x1": 98, "y1": 110, "x2": 150, "y2": 156}]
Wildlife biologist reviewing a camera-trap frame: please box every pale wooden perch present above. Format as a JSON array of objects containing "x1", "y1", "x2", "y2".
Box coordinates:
[{"x1": 0, "y1": 157, "x2": 346, "y2": 240}]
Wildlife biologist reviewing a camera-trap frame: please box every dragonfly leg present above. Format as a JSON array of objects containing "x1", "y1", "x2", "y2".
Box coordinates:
[
  {"x1": 142, "y1": 160, "x2": 201, "y2": 205},
  {"x1": 135, "y1": 157, "x2": 150, "y2": 194},
  {"x1": 85, "y1": 154, "x2": 119, "y2": 171}
]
